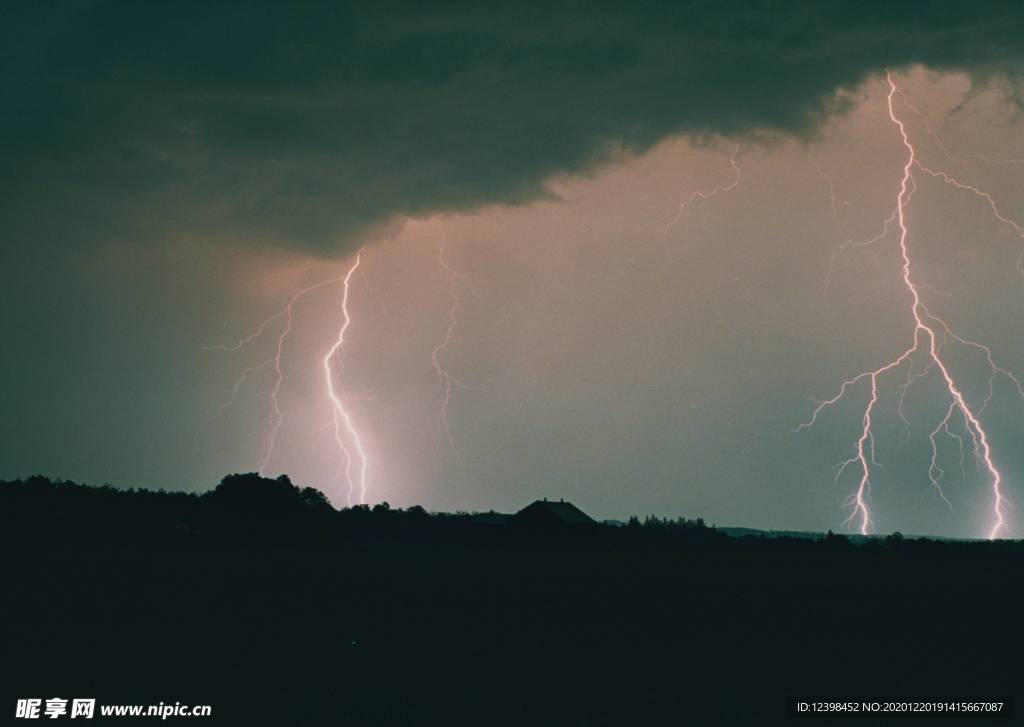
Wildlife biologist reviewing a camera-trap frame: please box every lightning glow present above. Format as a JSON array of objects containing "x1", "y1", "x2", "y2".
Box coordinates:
[{"x1": 798, "y1": 73, "x2": 1022, "y2": 540}]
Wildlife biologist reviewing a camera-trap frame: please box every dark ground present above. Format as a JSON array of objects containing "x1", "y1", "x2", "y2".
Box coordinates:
[{"x1": 2, "y1": 475, "x2": 1021, "y2": 725}]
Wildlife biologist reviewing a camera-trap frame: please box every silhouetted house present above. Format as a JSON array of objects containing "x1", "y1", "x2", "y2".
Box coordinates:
[{"x1": 513, "y1": 498, "x2": 595, "y2": 528}]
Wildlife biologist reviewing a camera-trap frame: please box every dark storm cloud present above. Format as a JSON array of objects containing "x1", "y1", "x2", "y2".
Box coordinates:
[{"x1": 3, "y1": 0, "x2": 1024, "y2": 254}]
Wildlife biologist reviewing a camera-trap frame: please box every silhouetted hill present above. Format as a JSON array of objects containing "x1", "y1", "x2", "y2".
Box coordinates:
[
  {"x1": 2, "y1": 474, "x2": 1022, "y2": 725},
  {"x1": 0, "y1": 474, "x2": 734, "y2": 551},
  {"x1": 2, "y1": 474, "x2": 1012, "y2": 553}
]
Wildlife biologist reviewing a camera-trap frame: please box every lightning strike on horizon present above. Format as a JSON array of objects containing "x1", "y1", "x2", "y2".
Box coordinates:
[
  {"x1": 798, "y1": 73, "x2": 1024, "y2": 539},
  {"x1": 323, "y1": 249, "x2": 370, "y2": 506}
]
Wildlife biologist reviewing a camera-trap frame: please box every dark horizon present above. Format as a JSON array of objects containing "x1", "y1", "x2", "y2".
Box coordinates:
[{"x1": 2, "y1": 470, "x2": 1006, "y2": 542}]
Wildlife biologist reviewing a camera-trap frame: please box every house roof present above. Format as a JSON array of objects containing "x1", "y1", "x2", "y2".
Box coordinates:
[{"x1": 514, "y1": 499, "x2": 595, "y2": 525}]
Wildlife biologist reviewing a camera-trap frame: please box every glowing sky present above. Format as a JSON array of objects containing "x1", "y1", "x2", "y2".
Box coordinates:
[{"x1": 4, "y1": 4, "x2": 1024, "y2": 537}]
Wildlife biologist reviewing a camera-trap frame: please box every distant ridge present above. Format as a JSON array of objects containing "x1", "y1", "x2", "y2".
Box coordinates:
[{"x1": 718, "y1": 526, "x2": 977, "y2": 543}]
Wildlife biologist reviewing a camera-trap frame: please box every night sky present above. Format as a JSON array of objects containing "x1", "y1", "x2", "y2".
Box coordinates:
[{"x1": 4, "y1": 2, "x2": 1024, "y2": 538}]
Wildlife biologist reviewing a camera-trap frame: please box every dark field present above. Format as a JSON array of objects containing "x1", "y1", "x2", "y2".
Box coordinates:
[{"x1": 3, "y1": 476, "x2": 1021, "y2": 725}]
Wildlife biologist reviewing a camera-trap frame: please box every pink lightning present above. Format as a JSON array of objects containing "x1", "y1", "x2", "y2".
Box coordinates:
[
  {"x1": 323, "y1": 249, "x2": 370, "y2": 506},
  {"x1": 798, "y1": 72, "x2": 1023, "y2": 539},
  {"x1": 431, "y1": 237, "x2": 462, "y2": 462},
  {"x1": 429, "y1": 235, "x2": 487, "y2": 464}
]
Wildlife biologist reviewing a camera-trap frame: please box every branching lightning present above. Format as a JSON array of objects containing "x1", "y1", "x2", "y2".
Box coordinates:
[
  {"x1": 208, "y1": 275, "x2": 350, "y2": 473},
  {"x1": 323, "y1": 249, "x2": 370, "y2": 506},
  {"x1": 200, "y1": 73, "x2": 1021, "y2": 534},
  {"x1": 207, "y1": 251, "x2": 372, "y2": 504},
  {"x1": 811, "y1": 150, "x2": 901, "y2": 300},
  {"x1": 798, "y1": 73, "x2": 1024, "y2": 539}
]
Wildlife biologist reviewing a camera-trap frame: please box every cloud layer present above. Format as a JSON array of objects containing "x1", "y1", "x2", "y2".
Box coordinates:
[{"x1": 4, "y1": 1, "x2": 1024, "y2": 255}]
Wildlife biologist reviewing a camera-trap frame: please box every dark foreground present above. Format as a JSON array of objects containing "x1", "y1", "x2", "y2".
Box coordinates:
[{"x1": 3, "y1": 475, "x2": 1022, "y2": 725}]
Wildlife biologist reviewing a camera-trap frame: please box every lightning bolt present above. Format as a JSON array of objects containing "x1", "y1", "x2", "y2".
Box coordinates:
[
  {"x1": 429, "y1": 236, "x2": 489, "y2": 464},
  {"x1": 656, "y1": 144, "x2": 744, "y2": 313},
  {"x1": 324, "y1": 249, "x2": 370, "y2": 506},
  {"x1": 431, "y1": 237, "x2": 463, "y2": 462},
  {"x1": 798, "y1": 73, "x2": 1022, "y2": 539}
]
